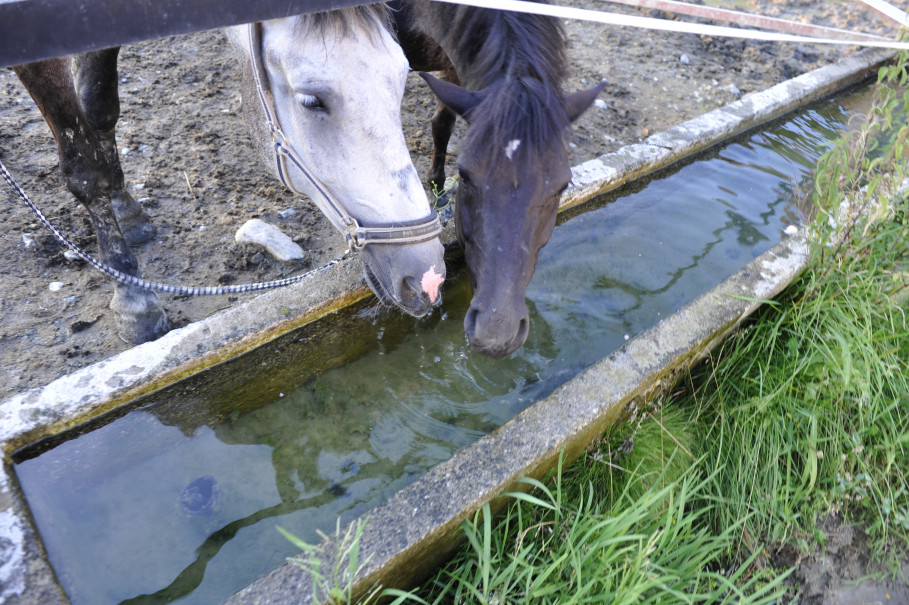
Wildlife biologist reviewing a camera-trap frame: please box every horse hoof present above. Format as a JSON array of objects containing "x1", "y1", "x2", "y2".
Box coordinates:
[
  {"x1": 110, "y1": 287, "x2": 170, "y2": 344},
  {"x1": 112, "y1": 190, "x2": 157, "y2": 246},
  {"x1": 115, "y1": 308, "x2": 170, "y2": 344},
  {"x1": 120, "y1": 220, "x2": 158, "y2": 247}
]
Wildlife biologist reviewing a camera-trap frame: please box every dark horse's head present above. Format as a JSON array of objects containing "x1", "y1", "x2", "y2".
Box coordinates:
[{"x1": 421, "y1": 73, "x2": 602, "y2": 358}]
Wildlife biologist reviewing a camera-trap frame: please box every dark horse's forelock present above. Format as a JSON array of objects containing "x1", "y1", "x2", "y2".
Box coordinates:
[
  {"x1": 475, "y1": 77, "x2": 570, "y2": 166},
  {"x1": 292, "y1": 4, "x2": 393, "y2": 42},
  {"x1": 438, "y1": 3, "x2": 569, "y2": 159}
]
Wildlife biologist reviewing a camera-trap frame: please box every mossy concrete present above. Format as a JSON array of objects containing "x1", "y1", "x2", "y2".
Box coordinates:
[
  {"x1": 0, "y1": 48, "x2": 892, "y2": 604},
  {"x1": 562, "y1": 48, "x2": 893, "y2": 211}
]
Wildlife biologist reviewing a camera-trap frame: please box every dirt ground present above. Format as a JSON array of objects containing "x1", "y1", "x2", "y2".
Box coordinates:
[
  {"x1": 0, "y1": 0, "x2": 904, "y2": 599},
  {"x1": 0, "y1": 0, "x2": 892, "y2": 401}
]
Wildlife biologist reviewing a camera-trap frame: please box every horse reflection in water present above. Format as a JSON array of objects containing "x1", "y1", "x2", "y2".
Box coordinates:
[
  {"x1": 12, "y1": 4, "x2": 444, "y2": 345},
  {"x1": 392, "y1": 0, "x2": 604, "y2": 358}
]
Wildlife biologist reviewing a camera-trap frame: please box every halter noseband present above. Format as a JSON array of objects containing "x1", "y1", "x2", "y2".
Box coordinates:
[{"x1": 246, "y1": 22, "x2": 442, "y2": 251}]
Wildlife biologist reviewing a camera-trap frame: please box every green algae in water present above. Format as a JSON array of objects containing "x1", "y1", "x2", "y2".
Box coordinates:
[{"x1": 13, "y1": 87, "x2": 871, "y2": 605}]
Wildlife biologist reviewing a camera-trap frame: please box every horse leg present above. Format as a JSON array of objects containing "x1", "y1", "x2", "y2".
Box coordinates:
[
  {"x1": 427, "y1": 65, "x2": 460, "y2": 206},
  {"x1": 428, "y1": 100, "x2": 456, "y2": 191},
  {"x1": 13, "y1": 58, "x2": 169, "y2": 344},
  {"x1": 389, "y1": 3, "x2": 458, "y2": 194},
  {"x1": 72, "y1": 48, "x2": 157, "y2": 246}
]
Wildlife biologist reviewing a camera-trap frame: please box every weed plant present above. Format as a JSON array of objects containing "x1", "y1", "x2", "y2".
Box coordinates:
[
  {"x1": 387, "y1": 454, "x2": 787, "y2": 604},
  {"x1": 683, "y1": 53, "x2": 909, "y2": 557}
]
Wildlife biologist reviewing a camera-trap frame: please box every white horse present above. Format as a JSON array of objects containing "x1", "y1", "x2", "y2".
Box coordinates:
[
  {"x1": 12, "y1": 4, "x2": 445, "y2": 345},
  {"x1": 226, "y1": 6, "x2": 445, "y2": 317}
]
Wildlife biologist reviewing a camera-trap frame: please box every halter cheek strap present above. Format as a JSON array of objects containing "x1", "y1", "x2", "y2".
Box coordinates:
[{"x1": 246, "y1": 23, "x2": 442, "y2": 251}]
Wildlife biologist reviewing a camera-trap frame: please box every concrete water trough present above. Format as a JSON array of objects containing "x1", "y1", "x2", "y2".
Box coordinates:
[{"x1": 0, "y1": 47, "x2": 894, "y2": 604}]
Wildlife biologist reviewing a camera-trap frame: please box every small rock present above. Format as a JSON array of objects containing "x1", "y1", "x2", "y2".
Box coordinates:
[
  {"x1": 234, "y1": 218, "x2": 304, "y2": 261},
  {"x1": 49, "y1": 282, "x2": 65, "y2": 292},
  {"x1": 278, "y1": 208, "x2": 297, "y2": 219},
  {"x1": 594, "y1": 99, "x2": 608, "y2": 110},
  {"x1": 679, "y1": 54, "x2": 690, "y2": 65},
  {"x1": 70, "y1": 319, "x2": 97, "y2": 333}
]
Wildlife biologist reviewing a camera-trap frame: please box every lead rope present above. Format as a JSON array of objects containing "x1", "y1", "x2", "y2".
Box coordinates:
[{"x1": 0, "y1": 157, "x2": 351, "y2": 296}]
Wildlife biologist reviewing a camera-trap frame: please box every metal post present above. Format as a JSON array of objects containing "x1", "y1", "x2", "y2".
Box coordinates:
[{"x1": 0, "y1": 0, "x2": 369, "y2": 68}]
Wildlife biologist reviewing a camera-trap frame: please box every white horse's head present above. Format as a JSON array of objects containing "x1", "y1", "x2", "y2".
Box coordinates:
[{"x1": 227, "y1": 6, "x2": 445, "y2": 316}]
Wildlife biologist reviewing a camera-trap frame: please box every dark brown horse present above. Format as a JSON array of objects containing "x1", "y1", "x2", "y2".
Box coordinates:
[{"x1": 391, "y1": 0, "x2": 603, "y2": 358}]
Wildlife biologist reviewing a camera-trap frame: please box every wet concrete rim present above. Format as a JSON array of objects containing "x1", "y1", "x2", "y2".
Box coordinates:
[{"x1": 0, "y1": 47, "x2": 894, "y2": 604}]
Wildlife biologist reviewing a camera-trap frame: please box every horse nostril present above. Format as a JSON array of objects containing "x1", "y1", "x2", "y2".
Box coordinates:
[
  {"x1": 515, "y1": 315, "x2": 530, "y2": 346},
  {"x1": 402, "y1": 276, "x2": 421, "y2": 304},
  {"x1": 464, "y1": 306, "x2": 479, "y2": 336},
  {"x1": 464, "y1": 303, "x2": 529, "y2": 358}
]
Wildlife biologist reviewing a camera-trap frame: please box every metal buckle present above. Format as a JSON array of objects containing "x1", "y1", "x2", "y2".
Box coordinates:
[
  {"x1": 269, "y1": 124, "x2": 288, "y2": 152},
  {"x1": 344, "y1": 218, "x2": 366, "y2": 252}
]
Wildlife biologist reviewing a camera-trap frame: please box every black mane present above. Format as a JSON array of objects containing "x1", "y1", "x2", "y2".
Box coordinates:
[
  {"x1": 430, "y1": 2, "x2": 569, "y2": 158},
  {"x1": 436, "y1": 3, "x2": 566, "y2": 92}
]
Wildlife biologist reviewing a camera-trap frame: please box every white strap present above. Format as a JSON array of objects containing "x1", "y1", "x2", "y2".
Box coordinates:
[
  {"x1": 602, "y1": 0, "x2": 890, "y2": 42},
  {"x1": 431, "y1": 0, "x2": 909, "y2": 50},
  {"x1": 854, "y1": 0, "x2": 909, "y2": 28}
]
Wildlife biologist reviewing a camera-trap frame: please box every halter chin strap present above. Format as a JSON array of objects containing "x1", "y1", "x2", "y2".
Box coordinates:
[{"x1": 246, "y1": 22, "x2": 442, "y2": 251}]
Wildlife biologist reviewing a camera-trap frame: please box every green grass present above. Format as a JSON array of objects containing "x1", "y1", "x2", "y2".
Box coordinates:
[
  {"x1": 388, "y1": 458, "x2": 788, "y2": 604},
  {"x1": 283, "y1": 54, "x2": 909, "y2": 605},
  {"x1": 684, "y1": 195, "x2": 909, "y2": 556}
]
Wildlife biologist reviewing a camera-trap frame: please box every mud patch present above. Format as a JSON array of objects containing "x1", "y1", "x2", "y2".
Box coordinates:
[{"x1": 773, "y1": 514, "x2": 909, "y2": 604}]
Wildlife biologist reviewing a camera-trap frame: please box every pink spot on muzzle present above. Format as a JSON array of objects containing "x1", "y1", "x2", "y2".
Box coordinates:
[{"x1": 420, "y1": 266, "x2": 445, "y2": 303}]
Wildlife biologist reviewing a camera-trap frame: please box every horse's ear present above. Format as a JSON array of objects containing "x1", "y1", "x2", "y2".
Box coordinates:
[
  {"x1": 564, "y1": 81, "x2": 607, "y2": 123},
  {"x1": 419, "y1": 72, "x2": 484, "y2": 119}
]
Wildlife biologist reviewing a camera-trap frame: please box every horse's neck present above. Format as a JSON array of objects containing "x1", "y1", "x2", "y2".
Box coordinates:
[{"x1": 224, "y1": 26, "x2": 282, "y2": 182}]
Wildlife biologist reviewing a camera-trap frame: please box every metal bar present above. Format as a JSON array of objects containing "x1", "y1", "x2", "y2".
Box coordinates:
[
  {"x1": 437, "y1": 0, "x2": 909, "y2": 50},
  {"x1": 602, "y1": 0, "x2": 891, "y2": 42},
  {"x1": 0, "y1": 0, "x2": 368, "y2": 68}
]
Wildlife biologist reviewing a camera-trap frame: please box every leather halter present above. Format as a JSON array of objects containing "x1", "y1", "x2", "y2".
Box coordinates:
[{"x1": 246, "y1": 22, "x2": 442, "y2": 251}]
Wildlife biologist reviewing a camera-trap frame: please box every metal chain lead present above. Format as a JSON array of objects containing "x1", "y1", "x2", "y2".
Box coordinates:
[{"x1": 1, "y1": 157, "x2": 351, "y2": 296}]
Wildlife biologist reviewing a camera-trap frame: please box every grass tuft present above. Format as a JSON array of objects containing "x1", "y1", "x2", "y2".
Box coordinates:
[{"x1": 391, "y1": 455, "x2": 788, "y2": 604}]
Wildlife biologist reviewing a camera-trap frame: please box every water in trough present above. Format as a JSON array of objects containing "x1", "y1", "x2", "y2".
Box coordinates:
[{"x1": 12, "y1": 87, "x2": 871, "y2": 604}]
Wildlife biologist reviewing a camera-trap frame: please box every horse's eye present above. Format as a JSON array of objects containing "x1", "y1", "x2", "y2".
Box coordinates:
[
  {"x1": 297, "y1": 93, "x2": 326, "y2": 111},
  {"x1": 457, "y1": 169, "x2": 473, "y2": 189}
]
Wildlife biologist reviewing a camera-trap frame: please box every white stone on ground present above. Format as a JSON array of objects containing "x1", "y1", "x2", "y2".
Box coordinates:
[{"x1": 234, "y1": 219, "x2": 304, "y2": 261}]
